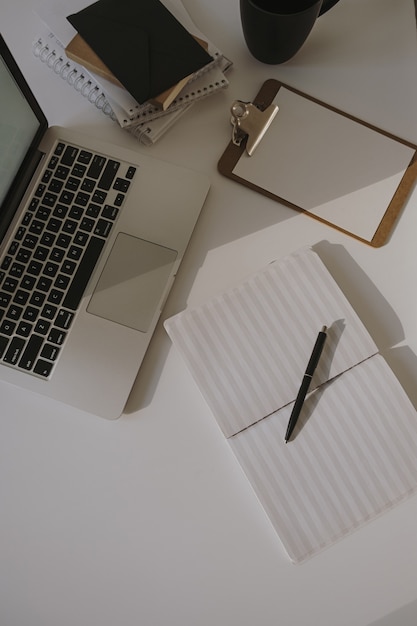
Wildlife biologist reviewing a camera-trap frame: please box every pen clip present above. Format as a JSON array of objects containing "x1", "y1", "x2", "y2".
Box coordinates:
[{"x1": 230, "y1": 100, "x2": 279, "y2": 156}]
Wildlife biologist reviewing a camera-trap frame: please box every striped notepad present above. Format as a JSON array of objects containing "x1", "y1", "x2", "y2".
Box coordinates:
[{"x1": 164, "y1": 247, "x2": 417, "y2": 563}]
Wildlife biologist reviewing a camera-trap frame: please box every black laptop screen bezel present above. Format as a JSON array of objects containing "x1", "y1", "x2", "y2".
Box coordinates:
[{"x1": 0, "y1": 34, "x2": 48, "y2": 241}]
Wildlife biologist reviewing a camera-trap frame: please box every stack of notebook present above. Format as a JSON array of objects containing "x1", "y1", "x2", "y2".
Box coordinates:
[{"x1": 33, "y1": 0, "x2": 232, "y2": 145}]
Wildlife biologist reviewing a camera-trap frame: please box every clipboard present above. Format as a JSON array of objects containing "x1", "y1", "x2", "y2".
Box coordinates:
[{"x1": 218, "y1": 79, "x2": 417, "y2": 247}]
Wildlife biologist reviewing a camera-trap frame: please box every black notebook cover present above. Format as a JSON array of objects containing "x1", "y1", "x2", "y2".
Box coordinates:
[{"x1": 67, "y1": 0, "x2": 213, "y2": 103}]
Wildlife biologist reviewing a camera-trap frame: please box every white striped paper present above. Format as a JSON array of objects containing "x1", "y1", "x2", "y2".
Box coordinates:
[
  {"x1": 165, "y1": 247, "x2": 378, "y2": 438},
  {"x1": 164, "y1": 247, "x2": 417, "y2": 562},
  {"x1": 230, "y1": 355, "x2": 417, "y2": 562}
]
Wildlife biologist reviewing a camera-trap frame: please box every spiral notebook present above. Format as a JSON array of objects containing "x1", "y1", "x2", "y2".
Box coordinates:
[
  {"x1": 33, "y1": 31, "x2": 229, "y2": 145},
  {"x1": 35, "y1": 0, "x2": 230, "y2": 126},
  {"x1": 164, "y1": 247, "x2": 417, "y2": 563}
]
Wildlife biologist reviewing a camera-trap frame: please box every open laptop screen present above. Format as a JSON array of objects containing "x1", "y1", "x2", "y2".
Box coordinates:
[{"x1": 0, "y1": 34, "x2": 47, "y2": 239}]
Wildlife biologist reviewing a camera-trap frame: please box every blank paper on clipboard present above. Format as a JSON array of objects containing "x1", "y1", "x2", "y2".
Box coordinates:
[{"x1": 218, "y1": 80, "x2": 417, "y2": 246}]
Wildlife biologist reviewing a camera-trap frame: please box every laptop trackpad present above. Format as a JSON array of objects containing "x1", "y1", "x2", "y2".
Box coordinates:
[{"x1": 87, "y1": 233, "x2": 177, "y2": 332}]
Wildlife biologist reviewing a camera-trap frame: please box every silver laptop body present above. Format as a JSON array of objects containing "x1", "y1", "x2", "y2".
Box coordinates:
[{"x1": 0, "y1": 34, "x2": 209, "y2": 418}]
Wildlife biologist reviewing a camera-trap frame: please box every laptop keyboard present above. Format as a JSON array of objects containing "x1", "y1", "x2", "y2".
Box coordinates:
[{"x1": 0, "y1": 140, "x2": 137, "y2": 379}]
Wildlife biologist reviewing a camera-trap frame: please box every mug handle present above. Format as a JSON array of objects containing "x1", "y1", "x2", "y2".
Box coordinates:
[{"x1": 319, "y1": 0, "x2": 341, "y2": 15}]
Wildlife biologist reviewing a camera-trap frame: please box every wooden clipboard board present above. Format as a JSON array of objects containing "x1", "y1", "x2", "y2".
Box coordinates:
[{"x1": 218, "y1": 79, "x2": 417, "y2": 247}]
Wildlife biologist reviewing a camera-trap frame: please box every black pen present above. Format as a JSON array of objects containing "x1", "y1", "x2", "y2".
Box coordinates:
[{"x1": 285, "y1": 326, "x2": 327, "y2": 443}]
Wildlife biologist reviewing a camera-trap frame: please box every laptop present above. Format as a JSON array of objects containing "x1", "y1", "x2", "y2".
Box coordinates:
[{"x1": 0, "y1": 34, "x2": 210, "y2": 419}]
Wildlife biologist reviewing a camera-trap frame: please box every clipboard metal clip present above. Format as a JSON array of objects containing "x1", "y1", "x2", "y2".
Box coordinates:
[{"x1": 231, "y1": 100, "x2": 278, "y2": 156}]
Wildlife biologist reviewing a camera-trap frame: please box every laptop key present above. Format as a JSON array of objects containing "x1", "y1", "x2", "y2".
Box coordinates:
[
  {"x1": 35, "y1": 184, "x2": 46, "y2": 197},
  {"x1": 28, "y1": 198, "x2": 39, "y2": 212},
  {"x1": 23, "y1": 306, "x2": 40, "y2": 322},
  {"x1": 98, "y1": 159, "x2": 120, "y2": 190},
  {"x1": 72, "y1": 164, "x2": 87, "y2": 177},
  {"x1": 92, "y1": 190, "x2": 107, "y2": 204},
  {"x1": 114, "y1": 178, "x2": 130, "y2": 193},
  {"x1": 47, "y1": 179, "x2": 63, "y2": 194},
  {"x1": 126, "y1": 166, "x2": 136, "y2": 179},
  {"x1": 63, "y1": 236, "x2": 105, "y2": 310},
  {"x1": 0, "y1": 292, "x2": 11, "y2": 307},
  {"x1": 22, "y1": 212, "x2": 32, "y2": 226},
  {"x1": 8, "y1": 240, "x2": 19, "y2": 255},
  {"x1": 43, "y1": 262, "x2": 59, "y2": 278},
  {"x1": 81, "y1": 178, "x2": 95, "y2": 193},
  {"x1": 75, "y1": 191, "x2": 89, "y2": 207},
  {"x1": 61, "y1": 260, "x2": 76, "y2": 275},
  {"x1": 47, "y1": 217, "x2": 63, "y2": 232},
  {"x1": 102, "y1": 205, "x2": 119, "y2": 220},
  {"x1": 14, "y1": 289, "x2": 30, "y2": 305},
  {"x1": 87, "y1": 155, "x2": 106, "y2": 179},
  {"x1": 94, "y1": 219, "x2": 112, "y2": 238},
  {"x1": 54, "y1": 274, "x2": 70, "y2": 290},
  {"x1": 40, "y1": 232, "x2": 56, "y2": 246},
  {"x1": 54, "y1": 142, "x2": 65, "y2": 156},
  {"x1": 18, "y1": 335, "x2": 43, "y2": 370},
  {"x1": 40, "y1": 343, "x2": 60, "y2": 361},
  {"x1": 55, "y1": 165, "x2": 70, "y2": 180},
  {"x1": 15, "y1": 227, "x2": 26, "y2": 240},
  {"x1": 41, "y1": 304, "x2": 57, "y2": 320},
  {"x1": 34, "y1": 319, "x2": 50, "y2": 335},
  {"x1": 48, "y1": 328, "x2": 66, "y2": 345},
  {"x1": 4, "y1": 336, "x2": 25, "y2": 365},
  {"x1": 16, "y1": 249, "x2": 31, "y2": 263},
  {"x1": 77, "y1": 150, "x2": 92, "y2": 165},
  {"x1": 65, "y1": 176, "x2": 80, "y2": 192},
  {"x1": 0, "y1": 319, "x2": 16, "y2": 335},
  {"x1": 42, "y1": 192, "x2": 58, "y2": 208},
  {"x1": 29, "y1": 220, "x2": 45, "y2": 236},
  {"x1": 17, "y1": 279, "x2": 34, "y2": 294},
  {"x1": 48, "y1": 289, "x2": 64, "y2": 305},
  {"x1": 9, "y1": 263, "x2": 25, "y2": 279},
  {"x1": 7, "y1": 304, "x2": 23, "y2": 320},
  {"x1": 48, "y1": 155, "x2": 59, "y2": 168},
  {"x1": 33, "y1": 359, "x2": 53, "y2": 378},
  {"x1": 59, "y1": 190, "x2": 75, "y2": 205},
  {"x1": 3, "y1": 277, "x2": 18, "y2": 292},
  {"x1": 56, "y1": 234, "x2": 71, "y2": 248},
  {"x1": 114, "y1": 194, "x2": 124, "y2": 207},
  {"x1": 29, "y1": 292, "x2": 45, "y2": 307},
  {"x1": 33, "y1": 246, "x2": 49, "y2": 261},
  {"x1": 55, "y1": 309, "x2": 74, "y2": 330},
  {"x1": 17, "y1": 321, "x2": 33, "y2": 337},
  {"x1": 61, "y1": 145, "x2": 78, "y2": 166},
  {"x1": 0, "y1": 336, "x2": 9, "y2": 358},
  {"x1": 1, "y1": 256, "x2": 12, "y2": 270},
  {"x1": 23, "y1": 234, "x2": 39, "y2": 249}
]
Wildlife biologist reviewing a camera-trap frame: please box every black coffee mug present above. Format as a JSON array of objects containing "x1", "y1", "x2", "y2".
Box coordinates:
[{"x1": 240, "y1": 0, "x2": 341, "y2": 64}]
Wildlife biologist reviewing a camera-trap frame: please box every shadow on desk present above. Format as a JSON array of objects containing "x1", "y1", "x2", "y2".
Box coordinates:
[
  {"x1": 367, "y1": 598, "x2": 417, "y2": 626},
  {"x1": 124, "y1": 238, "x2": 417, "y2": 417},
  {"x1": 120, "y1": 181, "x2": 296, "y2": 416},
  {"x1": 315, "y1": 241, "x2": 417, "y2": 409}
]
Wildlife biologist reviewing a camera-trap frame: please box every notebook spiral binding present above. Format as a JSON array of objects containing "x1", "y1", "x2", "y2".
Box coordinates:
[
  {"x1": 31, "y1": 35, "x2": 181, "y2": 146},
  {"x1": 32, "y1": 33, "x2": 230, "y2": 145},
  {"x1": 32, "y1": 38, "x2": 116, "y2": 121}
]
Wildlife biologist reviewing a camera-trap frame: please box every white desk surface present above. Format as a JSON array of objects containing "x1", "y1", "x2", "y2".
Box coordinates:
[{"x1": 1, "y1": 0, "x2": 417, "y2": 624}]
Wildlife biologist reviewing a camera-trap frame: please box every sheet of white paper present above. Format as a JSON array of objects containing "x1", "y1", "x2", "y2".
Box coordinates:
[
  {"x1": 230, "y1": 354, "x2": 417, "y2": 563},
  {"x1": 165, "y1": 247, "x2": 378, "y2": 438},
  {"x1": 233, "y1": 88, "x2": 415, "y2": 241}
]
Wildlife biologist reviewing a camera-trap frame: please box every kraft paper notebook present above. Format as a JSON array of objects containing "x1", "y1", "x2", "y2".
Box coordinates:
[
  {"x1": 218, "y1": 80, "x2": 417, "y2": 247},
  {"x1": 164, "y1": 247, "x2": 417, "y2": 563}
]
